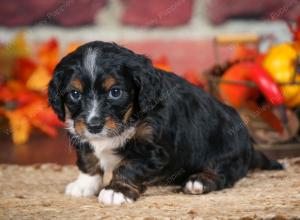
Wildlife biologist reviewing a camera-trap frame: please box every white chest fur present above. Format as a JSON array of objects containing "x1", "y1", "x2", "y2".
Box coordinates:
[{"x1": 89, "y1": 127, "x2": 136, "y2": 183}]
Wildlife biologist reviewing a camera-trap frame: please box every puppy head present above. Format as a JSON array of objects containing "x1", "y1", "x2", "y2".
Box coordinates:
[{"x1": 48, "y1": 41, "x2": 158, "y2": 140}]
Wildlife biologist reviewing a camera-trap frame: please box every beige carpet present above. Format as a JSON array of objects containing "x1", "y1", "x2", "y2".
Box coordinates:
[{"x1": 0, "y1": 158, "x2": 300, "y2": 220}]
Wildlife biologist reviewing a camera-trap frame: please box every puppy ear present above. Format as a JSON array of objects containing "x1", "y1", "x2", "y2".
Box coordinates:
[
  {"x1": 48, "y1": 70, "x2": 66, "y2": 121},
  {"x1": 125, "y1": 55, "x2": 161, "y2": 114}
]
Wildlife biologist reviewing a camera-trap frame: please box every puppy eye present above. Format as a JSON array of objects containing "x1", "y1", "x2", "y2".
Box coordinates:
[
  {"x1": 109, "y1": 87, "x2": 122, "y2": 100},
  {"x1": 69, "y1": 90, "x2": 81, "y2": 102}
]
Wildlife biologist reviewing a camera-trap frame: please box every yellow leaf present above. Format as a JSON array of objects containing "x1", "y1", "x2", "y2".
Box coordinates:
[
  {"x1": 0, "y1": 32, "x2": 29, "y2": 58},
  {"x1": 26, "y1": 66, "x2": 51, "y2": 91},
  {"x1": 6, "y1": 111, "x2": 31, "y2": 145},
  {"x1": 286, "y1": 92, "x2": 300, "y2": 107},
  {"x1": 0, "y1": 32, "x2": 30, "y2": 79}
]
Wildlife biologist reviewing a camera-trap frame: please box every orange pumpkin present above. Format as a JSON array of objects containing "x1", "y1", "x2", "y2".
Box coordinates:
[{"x1": 219, "y1": 63, "x2": 259, "y2": 108}]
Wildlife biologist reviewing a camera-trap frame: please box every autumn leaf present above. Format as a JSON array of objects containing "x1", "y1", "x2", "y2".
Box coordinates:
[
  {"x1": 0, "y1": 33, "x2": 83, "y2": 144},
  {"x1": 64, "y1": 42, "x2": 83, "y2": 55},
  {"x1": 37, "y1": 38, "x2": 59, "y2": 72},
  {"x1": 26, "y1": 65, "x2": 51, "y2": 91},
  {"x1": 13, "y1": 57, "x2": 37, "y2": 82},
  {"x1": 184, "y1": 71, "x2": 204, "y2": 88},
  {"x1": 153, "y1": 56, "x2": 172, "y2": 72},
  {"x1": 0, "y1": 32, "x2": 30, "y2": 80},
  {"x1": 5, "y1": 111, "x2": 31, "y2": 144}
]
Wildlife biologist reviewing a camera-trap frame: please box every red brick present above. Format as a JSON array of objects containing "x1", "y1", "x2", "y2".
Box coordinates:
[
  {"x1": 122, "y1": 0, "x2": 194, "y2": 27},
  {"x1": 0, "y1": 0, "x2": 60, "y2": 26},
  {"x1": 207, "y1": 0, "x2": 300, "y2": 25},
  {"x1": 54, "y1": 0, "x2": 107, "y2": 26},
  {"x1": 0, "y1": 0, "x2": 107, "y2": 27}
]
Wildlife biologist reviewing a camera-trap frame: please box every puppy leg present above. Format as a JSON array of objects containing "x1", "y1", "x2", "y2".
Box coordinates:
[
  {"x1": 98, "y1": 161, "x2": 151, "y2": 205},
  {"x1": 66, "y1": 149, "x2": 103, "y2": 197},
  {"x1": 98, "y1": 145, "x2": 168, "y2": 205},
  {"x1": 183, "y1": 170, "x2": 234, "y2": 194},
  {"x1": 183, "y1": 146, "x2": 251, "y2": 195}
]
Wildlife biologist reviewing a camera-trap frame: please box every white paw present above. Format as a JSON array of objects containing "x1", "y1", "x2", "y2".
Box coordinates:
[
  {"x1": 65, "y1": 173, "x2": 101, "y2": 198},
  {"x1": 98, "y1": 189, "x2": 133, "y2": 205},
  {"x1": 184, "y1": 180, "x2": 204, "y2": 194}
]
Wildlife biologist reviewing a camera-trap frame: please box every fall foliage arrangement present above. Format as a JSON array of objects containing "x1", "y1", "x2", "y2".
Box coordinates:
[
  {"x1": 1, "y1": 18, "x2": 299, "y2": 145},
  {"x1": 207, "y1": 19, "x2": 300, "y2": 144},
  {"x1": 0, "y1": 35, "x2": 201, "y2": 145},
  {"x1": 0, "y1": 33, "x2": 81, "y2": 144}
]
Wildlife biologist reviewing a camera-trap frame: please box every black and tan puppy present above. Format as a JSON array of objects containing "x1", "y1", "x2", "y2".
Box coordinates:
[{"x1": 48, "y1": 41, "x2": 283, "y2": 205}]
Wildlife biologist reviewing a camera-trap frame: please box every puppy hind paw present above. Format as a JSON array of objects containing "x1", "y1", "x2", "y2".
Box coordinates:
[
  {"x1": 98, "y1": 189, "x2": 133, "y2": 205},
  {"x1": 183, "y1": 180, "x2": 204, "y2": 195}
]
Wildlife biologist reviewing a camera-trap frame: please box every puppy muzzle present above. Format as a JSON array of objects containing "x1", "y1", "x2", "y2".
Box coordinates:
[{"x1": 86, "y1": 116, "x2": 103, "y2": 134}]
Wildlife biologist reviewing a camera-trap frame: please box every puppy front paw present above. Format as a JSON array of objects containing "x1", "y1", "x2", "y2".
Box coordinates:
[
  {"x1": 65, "y1": 173, "x2": 101, "y2": 197},
  {"x1": 98, "y1": 181, "x2": 140, "y2": 205},
  {"x1": 98, "y1": 189, "x2": 133, "y2": 205}
]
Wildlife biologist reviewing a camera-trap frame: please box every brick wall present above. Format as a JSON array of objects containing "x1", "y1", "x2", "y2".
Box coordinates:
[{"x1": 1, "y1": 0, "x2": 299, "y2": 27}]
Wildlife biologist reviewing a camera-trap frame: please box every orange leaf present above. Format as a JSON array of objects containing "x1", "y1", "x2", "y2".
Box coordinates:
[
  {"x1": 28, "y1": 102, "x2": 62, "y2": 137},
  {"x1": 34, "y1": 108, "x2": 63, "y2": 127},
  {"x1": 184, "y1": 71, "x2": 203, "y2": 88},
  {"x1": 26, "y1": 66, "x2": 51, "y2": 91},
  {"x1": 153, "y1": 56, "x2": 172, "y2": 72},
  {"x1": 37, "y1": 38, "x2": 59, "y2": 72},
  {"x1": 64, "y1": 42, "x2": 83, "y2": 55},
  {"x1": 17, "y1": 92, "x2": 41, "y2": 107},
  {"x1": 0, "y1": 85, "x2": 15, "y2": 102},
  {"x1": 21, "y1": 100, "x2": 62, "y2": 136},
  {"x1": 31, "y1": 117, "x2": 58, "y2": 137},
  {"x1": 13, "y1": 57, "x2": 37, "y2": 82}
]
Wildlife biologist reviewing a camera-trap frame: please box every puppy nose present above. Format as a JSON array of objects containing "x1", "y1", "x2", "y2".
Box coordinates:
[{"x1": 87, "y1": 117, "x2": 103, "y2": 134}]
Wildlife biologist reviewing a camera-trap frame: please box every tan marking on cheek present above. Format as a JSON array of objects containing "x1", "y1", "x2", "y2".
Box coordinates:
[
  {"x1": 102, "y1": 76, "x2": 117, "y2": 91},
  {"x1": 70, "y1": 79, "x2": 83, "y2": 92},
  {"x1": 104, "y1": 117, "x2": 118, "y2": 130},
  {"x1": 134, "y1": 122, "x2": 153, "y2": 143},
  {"x1": 74, "y1": 120, "x2": 86, "y2": 135},
  {"x1": 123, "y1": 104, "x2": 133, "y2": 123}
]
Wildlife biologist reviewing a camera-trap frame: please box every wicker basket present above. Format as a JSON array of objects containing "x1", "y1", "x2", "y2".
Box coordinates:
[{"x1": 205, "y1": 34, "x2": 300, "y2": 148}]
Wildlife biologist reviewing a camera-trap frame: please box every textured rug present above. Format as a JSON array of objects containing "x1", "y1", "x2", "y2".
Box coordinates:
[{"x1": 0, "y1": 158, "x2": 300, "y2": 220}]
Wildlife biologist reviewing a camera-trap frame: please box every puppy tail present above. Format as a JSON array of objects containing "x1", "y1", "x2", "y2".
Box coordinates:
[{"x1": 250, "y1": 150, "x2": 284, "y2": 170}]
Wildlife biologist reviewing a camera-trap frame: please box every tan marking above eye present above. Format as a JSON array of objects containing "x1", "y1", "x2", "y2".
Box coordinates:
[
  {"x1": 70, "y1": 79, "x2": 83, "y2": 92},
  {"x1": 103, "y1": 76, "x2": 117, "y2": 91}
]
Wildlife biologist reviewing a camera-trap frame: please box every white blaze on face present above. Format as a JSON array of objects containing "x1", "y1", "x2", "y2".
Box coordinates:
[
  {"x1": 84, "y1": 48, "x2": 100, "y2": 124},
  {"x1": 87, "y1": 98, "x2": 99, "y2": 122},
  {"x1": 84, "y1": 47, "x2": 97, "y2": 80}
]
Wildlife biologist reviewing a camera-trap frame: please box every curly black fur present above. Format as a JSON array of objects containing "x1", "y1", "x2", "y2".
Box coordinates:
[{"x1": 48, "y1": 41, "x2": 283, "y2": 202}]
